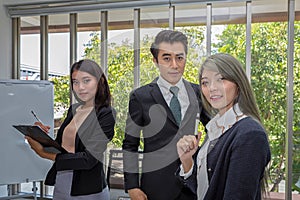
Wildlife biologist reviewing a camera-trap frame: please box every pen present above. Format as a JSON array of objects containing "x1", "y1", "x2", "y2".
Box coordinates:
[
  {"x1": 194, "y1": 113, "x2": 200, "y2": 138},
  {"x1": 31, "y1": 110, "x2": 43, "y2": 124}
]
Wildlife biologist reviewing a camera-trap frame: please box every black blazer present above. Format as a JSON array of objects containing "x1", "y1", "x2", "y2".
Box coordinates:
[
  {"x1": 45, "y1": 104, "x2": 115, "y2": 196},
  {"x1": 122, "y1": 78, "x2": 210, "y2": 200}
]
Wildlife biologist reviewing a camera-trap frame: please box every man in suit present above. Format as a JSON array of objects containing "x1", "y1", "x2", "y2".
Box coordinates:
[{"x1": 122, "y1": 30, "x2": 210, "y2": 200}]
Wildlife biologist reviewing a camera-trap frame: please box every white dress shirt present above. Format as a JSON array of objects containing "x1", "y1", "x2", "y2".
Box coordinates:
[{"x1": 157, "y1": 76, "x2": 190, "y2": 121}]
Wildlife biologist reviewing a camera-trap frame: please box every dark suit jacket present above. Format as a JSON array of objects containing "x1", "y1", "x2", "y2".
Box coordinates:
[
  {"x1": 122, "y1": 78, "x2": 210, "y2": 200},
  {"x1": 45, "y1": 104, "x2": 115, "y2": 196},
  {"x1": 178, "y1": 117, "x2": 271, "y2": 200}
]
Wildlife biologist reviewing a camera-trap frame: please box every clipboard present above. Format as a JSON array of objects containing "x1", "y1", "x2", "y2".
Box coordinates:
[{"x1": 13, "y1": 125, "x2": 66, "y2": 153}]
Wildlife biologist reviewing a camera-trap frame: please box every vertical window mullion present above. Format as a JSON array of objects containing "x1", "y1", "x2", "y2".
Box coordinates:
[
  {"x1": 169, "y1": 5, "x2": 175, "y2": 30},
  {"x1": 101, "y1": 11, "x2": 108, "y2": 77},
  {"x1": 286, "y1": 0, "x2": 295, "y2": 199},
  {"x1": 12, "y1": 17, "x2": 20, "y2": 79},
  {"x1": 70, "y1": 13, "x2": 77, "y2": 66},
  {"x1": 206, "y1": 3, "x2": 212, "y2": 57},
  {"x1": 40, "y1": 15, "x2": 48, "y2": 80},
  {"x1": 69, "y1": 13, "x2": 77, "y2": 104},
  {"x1": 134, "y1": 8, "x2": 140, "y2": 89},
  {"x1": 246, "y1": 1, "x2": 252, "y2": 81}
]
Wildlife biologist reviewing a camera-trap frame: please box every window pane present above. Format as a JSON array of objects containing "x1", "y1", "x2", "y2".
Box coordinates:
[
  {"x1": 49, "y1": 14, "x2": 70, "y2": 77},
  {"x1": 21, "y1": 16, "x2": 40, "y2": 80}
]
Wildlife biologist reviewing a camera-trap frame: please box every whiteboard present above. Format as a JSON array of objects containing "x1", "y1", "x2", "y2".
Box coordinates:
[{"x1": 0, "y1": 79, "x2": 54, "y2": 185}]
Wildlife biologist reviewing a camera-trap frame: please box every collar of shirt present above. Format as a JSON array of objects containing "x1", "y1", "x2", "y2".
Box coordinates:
[
  {"x1": 206, "y1": 103, "x2": 246, "y2": 140},
  {"x1": 157, "y1": 75, "x2": 184, "y2": 103},
  {"x1": 157, "y1": 75, "x2": 184, "y2": 94},
  {"x1": 157, "y1": 75, "x2": 189, "y2": 119}
]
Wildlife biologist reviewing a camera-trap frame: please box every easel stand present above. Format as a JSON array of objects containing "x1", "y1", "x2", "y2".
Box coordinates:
[{"x1": 0, "y1": 182, "x2": 37, "y2": 200}]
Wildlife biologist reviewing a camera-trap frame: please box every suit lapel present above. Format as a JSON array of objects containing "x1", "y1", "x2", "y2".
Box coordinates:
[
  {"x1": 77, "y1": 110, "x2": 96, "y2": 138},
  {"x1": 149, "y1": 81, "x2": 178, "y2": 126},
  {"x1": 180, "y1": 80, "x2": 200, "y2": 128}
]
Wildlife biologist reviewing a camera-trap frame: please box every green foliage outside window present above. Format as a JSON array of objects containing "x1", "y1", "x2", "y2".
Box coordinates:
[
  {"x1": 51, "y1": 75, "x2": 70, "y2": 120},
  {"x1": 53, "y1": 23, "x2": 299, "y2": 192},
  {"x1": 82, "y1": 27, "x2": 206, "y2": 147},
  {"x1": 214, "y1": 22, "x2": 300, "y2": 193}
]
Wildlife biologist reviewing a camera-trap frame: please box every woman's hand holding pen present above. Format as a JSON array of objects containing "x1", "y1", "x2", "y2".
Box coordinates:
[
  {"x1": 26, "y1": 116, "x2": 55, "y2": 161},
  {"x1": 31, "y1": 110, "x2": 50, "y2": 133},
  {"x1": 177, "y1": 132, "x2": 201, "y2": 173},
  {"x1": 34, "y1": 121, "x2": 50, "y2": 133}
]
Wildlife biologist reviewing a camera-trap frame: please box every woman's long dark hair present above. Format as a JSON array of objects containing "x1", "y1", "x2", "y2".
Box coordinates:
[{"x1": 70, "y1": 59, "x2": 111, "y2": 112}]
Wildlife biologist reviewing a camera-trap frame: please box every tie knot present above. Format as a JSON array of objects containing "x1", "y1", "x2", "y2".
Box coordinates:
[{"x1": 170, "y1": 86, "x2": 179, "y2": 97}]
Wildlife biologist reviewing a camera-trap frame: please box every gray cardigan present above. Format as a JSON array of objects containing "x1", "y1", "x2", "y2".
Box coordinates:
[{"x1": 179, "y1": 117, "x2": 271, "y2": 200}]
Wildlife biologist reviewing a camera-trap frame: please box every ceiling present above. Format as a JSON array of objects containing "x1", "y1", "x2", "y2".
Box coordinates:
[{"x1": 5, "y1": 0, "x2": 299, "y2": 33}]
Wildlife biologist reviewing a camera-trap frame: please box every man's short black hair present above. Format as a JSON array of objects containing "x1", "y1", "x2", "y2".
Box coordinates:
[{"x1": 150, "y1": 30, "x2": 188, "y2": 62}]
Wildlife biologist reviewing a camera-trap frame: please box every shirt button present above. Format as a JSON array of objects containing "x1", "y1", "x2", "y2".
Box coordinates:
[{"x1": 208, "y1": 168, "x2": 212, "y2": 172}]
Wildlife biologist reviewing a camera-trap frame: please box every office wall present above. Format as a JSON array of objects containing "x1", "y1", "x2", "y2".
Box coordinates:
[{"x1": 0, "y1": 0, "x2": 12, "y2": 79}]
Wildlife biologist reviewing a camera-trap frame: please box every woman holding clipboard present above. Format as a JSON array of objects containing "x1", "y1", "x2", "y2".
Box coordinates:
[{"x1": 26, "y1": 59, "x2": 115, "y2": 200}]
